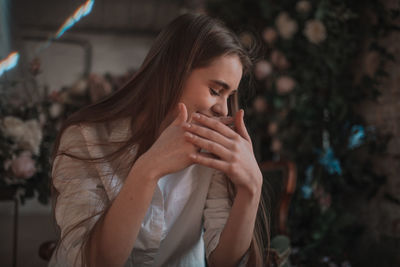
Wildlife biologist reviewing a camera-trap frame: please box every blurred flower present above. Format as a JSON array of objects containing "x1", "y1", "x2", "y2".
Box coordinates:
[
  {"x1": 304, "y1": 19, "x2": 327, "y2": 44},
  {"x1": 270, "y1": 50, "x2": 290, "y2": 70},
  {"x1": 262, "y1": 27, "x2": 278, "y2": 45},
  {"x1": 254, "y1": 60, "x2": 273, "y2": 80},
  {"x1": 49, "y1": 103, "x2": 64, "y2": 119},
  {"x1": 70, "y1": 78, "x2": 88, "y2": 96},
  {"x1": 364, "y1": 51, "x2": 380, "y2": 77},
  {"x1": 48, "y1": 90, "x2": 63, "y2": 102},
  {"x1": 2, "y1": 116, "x2": 25, "y2": 139},
  {"x1": 1, "y1": 117, "x2": 43, "y2": 155},
  {"x1": 276, "y1": 76, "x2": 296, "y2": 95},
  {"x1": 253, "y1": 96, "x2": 268, "y2": 113},
  {"x1": 21, "y1": 120, "x2": 43, "y2": 155},
  {"x1": 296, "y1": 0, "x2": 312, "y2": 14},
  {"x1": 88, "y1": 74, "x2": 113, "y2": 103},
  {"x1": 275, "y1": 12, "x2": 298, "y2": 39},
  {"x1": 239, "y1": 32, "x2": 253, "y2": 48},
  {"x1": 268, "y1": 122, "x2": 278, "y2": 135},
  {"x1": 39, "y1": 113, "x2": 47, "y2": 127},
  {"x1": 11, "y1": 151, "x2": 36, "y2": 179},
  {"x1": 271, "y1": 138, "x2": 282, "y2": 152},
  {"x1": 29, "y1": 57, "x2": 41, "y2": 76}
]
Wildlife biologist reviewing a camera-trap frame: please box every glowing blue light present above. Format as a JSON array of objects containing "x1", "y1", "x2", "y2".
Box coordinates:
[
  {"x1": 348, "y1": 125, "x2": 365, "y2": 149},
  {"x1": 318, "y1": 147, "x2": 342, "y2": 175},
  {"x1": 55, "y1": 0, "x2": 94, "y2": 39},
  {"x1": 0, "y1": 52, "x2": 19, "y2": 77}
]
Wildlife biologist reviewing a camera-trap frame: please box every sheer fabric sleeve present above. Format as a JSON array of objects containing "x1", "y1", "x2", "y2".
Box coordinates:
[
  {"x1": 202, "y1": 169, "x2": 249, "y2": 266},
  {"x1": 49, "y1": 124, "x2": 109, "y2": 267}
]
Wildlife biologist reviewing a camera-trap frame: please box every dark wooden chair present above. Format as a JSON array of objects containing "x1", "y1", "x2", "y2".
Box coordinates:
[{"x1": 39, "y1": 160, "x2": 297, "y2": 264}]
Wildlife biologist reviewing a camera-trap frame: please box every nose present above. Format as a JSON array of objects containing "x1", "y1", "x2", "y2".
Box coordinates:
[{"x1": 212, "y1": 97, "x2": 229, "y2": 117}]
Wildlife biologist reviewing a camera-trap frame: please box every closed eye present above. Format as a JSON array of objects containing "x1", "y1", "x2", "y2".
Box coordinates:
[{"x1": 209, "y1": 88, "x2": 220, "y2": 96}]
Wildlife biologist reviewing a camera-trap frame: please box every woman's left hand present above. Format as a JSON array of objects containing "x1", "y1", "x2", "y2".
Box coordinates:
[{"x1": 182, "y1": 110, "x2": 263, "y2": 196}]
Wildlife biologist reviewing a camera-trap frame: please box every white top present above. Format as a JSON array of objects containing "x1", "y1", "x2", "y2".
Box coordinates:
[{"x1": 49, "y1": 119, "x2": 249, "y2": 266}]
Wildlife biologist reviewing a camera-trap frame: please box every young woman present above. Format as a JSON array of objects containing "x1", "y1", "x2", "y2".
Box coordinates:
[{"x1": 49, "y1": 12, "x2": 270, "y2": 267}]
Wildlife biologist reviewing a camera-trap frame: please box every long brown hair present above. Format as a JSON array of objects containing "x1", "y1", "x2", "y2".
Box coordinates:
[{"x1": 51, "y1": 12, "x2": 270, "y2": 266}]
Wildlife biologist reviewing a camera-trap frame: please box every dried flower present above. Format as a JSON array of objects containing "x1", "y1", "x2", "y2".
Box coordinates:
[
  {"x1": 275, "y1": 12, "x2": 298, "y2": 39},
  {"x1": 296, "y1": 0, "x2": 312, "y2": 14},
  {"x1": 254, "y1": 60, "x2": 273, "y2": 80},
  {"x1": 276, "y1": 76, "x2": 296, "y2": 94},
  {"x1": 11, "y1": 151, "x2": 36, "y2": 179},
  {"x1": 262, "y1": 27, "x2": 278, "y2": 45},
  {"x1": 304, "y1": 20, "x2": 327, "y2": 44}
]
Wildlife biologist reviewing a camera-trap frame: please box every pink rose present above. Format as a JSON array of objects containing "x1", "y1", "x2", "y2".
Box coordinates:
[
  {"x1": 253, "y1": 96, "x2": 268, "y2": 113},
  {"x1": 262, "y1": 27, "x2": 278, "y2": 45},
  {"x1": 254, "y1": 60, "x2": 273, "y2": 80},
  {"x1": 11, "y1": 151, "x2": 36, "y2": 179},
  {"x1": 276, "y1": 76, "x2": 296, "y2": 95}
]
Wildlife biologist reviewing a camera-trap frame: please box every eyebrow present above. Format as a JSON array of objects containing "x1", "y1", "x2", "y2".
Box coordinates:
[{"x1": 210, "y1": 79, "x2": 238, "y2": 94}]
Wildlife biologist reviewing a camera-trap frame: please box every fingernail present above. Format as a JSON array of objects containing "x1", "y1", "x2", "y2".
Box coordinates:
[{"x1": 193, "y1": 113, "x2": 200, "y2": 119}]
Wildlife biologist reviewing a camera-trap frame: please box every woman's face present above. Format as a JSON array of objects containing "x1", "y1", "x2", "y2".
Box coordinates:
[{"x1": 175, "y1": 54, "x2": 243, "y2": 123}]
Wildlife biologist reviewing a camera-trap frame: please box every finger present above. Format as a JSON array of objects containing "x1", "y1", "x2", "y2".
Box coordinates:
[
  {"x1": 189, "y1": 152, "x2": 230, "y2": 173},
  {"x1": 183, "y1": 122, "x2": 234, "y2": 150},
  {"x1": 192, "y1": 113, "x2": 238, "y2": 139},
  {"x1": 184, "y1": 131, "x2": 232, "y2": 161},
  {"x1": 235, "y1": 109, "x2": 251, "y2": 142}
]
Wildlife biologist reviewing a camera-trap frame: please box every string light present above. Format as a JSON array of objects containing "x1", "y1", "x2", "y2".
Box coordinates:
[
  {"x1": 0, "y1": 0, "x2": 95, "y2": 77},
  {"x1": 0, "y1": 52, "x2": 19, "y2": 77}
]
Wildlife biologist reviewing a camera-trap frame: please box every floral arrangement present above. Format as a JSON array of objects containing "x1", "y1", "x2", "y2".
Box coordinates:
[
  {"x1": 208, "y1": 0, "x2": 399, "y2": 265},
  {"x1": 0, "y1": 59, "x2": 134, "y2": 204}
]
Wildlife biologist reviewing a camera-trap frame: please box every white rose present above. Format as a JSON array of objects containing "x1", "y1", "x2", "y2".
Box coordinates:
[
  {"x1": 20, "y1": 120, "x2": 43, "y2": 155},
  {"x1": 254, "y1": 60, "x2": 273, "y2": 80},
  {"x1": 275, "y1": 12, "x2": 298, "y2": 39},
  {"x1": 2, "y1": 116, "x2": 25, "y2": 140},
  {"x1": 304, "y1": 20, "x2": 327, "y2": 44},
  {"x1": 49, "y1": 102, "x2": 64, "y2": 119}
]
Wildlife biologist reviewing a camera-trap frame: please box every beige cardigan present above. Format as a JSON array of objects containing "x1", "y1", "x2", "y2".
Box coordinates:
[{"x1": 49, "y1": 118, "x2": 249, "y2": 266}]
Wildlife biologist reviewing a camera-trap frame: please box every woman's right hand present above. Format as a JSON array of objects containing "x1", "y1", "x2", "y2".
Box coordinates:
[{"x1": 136, "y1": 102, "x2": 199, "y2": 179}]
